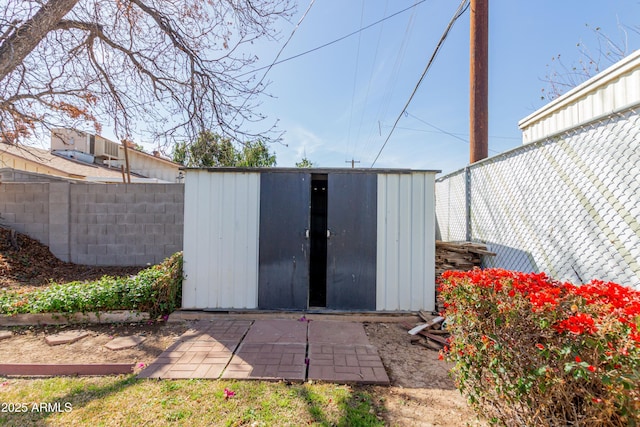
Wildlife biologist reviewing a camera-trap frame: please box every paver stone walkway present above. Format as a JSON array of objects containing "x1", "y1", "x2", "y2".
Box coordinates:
[
  {"x1": 307, "y1": 321, "x2": 389, "y2": 384},
  {"x1": 138, "y1": 318, "x2": 389, "y2": 384},
  {"x1": 222, "y1": 319, "x2": 307, "y2": 381},
  {"x1": 138, "y1": 320, "x2": 251, "y2": 379}
]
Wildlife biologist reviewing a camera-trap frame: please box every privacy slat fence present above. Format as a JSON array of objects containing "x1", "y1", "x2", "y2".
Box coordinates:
[{"x1": 435, "y1": 107, "x2": 640, "y2": 289}]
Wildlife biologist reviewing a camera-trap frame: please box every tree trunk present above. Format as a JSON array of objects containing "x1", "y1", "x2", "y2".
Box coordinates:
[{"x1": 0, "y1": 0, "x2": 79, "y2": 82}]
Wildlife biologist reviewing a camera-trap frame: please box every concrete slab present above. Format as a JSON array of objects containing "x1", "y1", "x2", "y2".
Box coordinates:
[
  {"x1": 307, "y1": 343, "x2": 389, "y2": 385},
  {"x1": 105, "y1": 335, "x2": 146, "y2": 350},
  {"x1": 242, "y1": 319, "x2": 307, "y2": 344},
  {"x1": 222, "y1": 342, "x2": 306, "y2": 381},
  {"x1": 308, "y1": 320, "x2": 370, "y2": 345},
  {"x1": 0, "y1": 330, "x2": 12, "y2": 341},
  {"x1": 45, "y1": 330, "x2": 89, "y2": 346}
]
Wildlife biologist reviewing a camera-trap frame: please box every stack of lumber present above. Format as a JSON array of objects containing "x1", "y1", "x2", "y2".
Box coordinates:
[
  {"x1": 435, "y1": 241, "x2": 496, "y2": 313},
  {"x1": 435, "y1": 240, "x2": 495, "y2": 276}
]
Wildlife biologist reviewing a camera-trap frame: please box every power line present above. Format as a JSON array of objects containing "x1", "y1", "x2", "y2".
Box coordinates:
[
  {"x1": 359, "y1": 2, "x2": 419, "y2": 162},
  {"x1": 388, "y1": 126, "x2": 502, "y2": 154},
  {"x1": 230, "y1": 0, "x2": 316, "y2": 125},
  {"x1": 405, "y1": 111, "x2": 469, "y2": 144},
  {"x1": 352, "y1": 0, "x2": 389, "y2": 160},
  {"x1": 371, "y1": 0, "x2": 470, "y2": 167},
  {"x1": 259, "y1": 0, "x2": 317, "y2": 83},
  {"x1": 389, "y1": 124, "x2": 517, "y2": 144},
  {"x1": 236, "y1": 0, "x2": 428, "y2": 78},
  {"x1": 405, "y1": 111, "x2": 519, "y2": 141},
  {"x1": 346, "y1": 0, "x2": 366, "y2": 159}
]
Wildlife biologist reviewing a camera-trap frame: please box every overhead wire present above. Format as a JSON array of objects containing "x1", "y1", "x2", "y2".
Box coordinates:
[
  {"x1": 351, "y1": 0, "x2": 389, "y2": 161},
  {"x1": 236, "y1": 0, "x2": 428, "y2": 78},
  {"x1": 229, "y1": 0, "x2": 316, "y2": 128},
  {"x1": 359, "y1": 2, "x2": 419, "y2": 162},
  {"x1": 345, "y1": 0, "x2": 366, "y2": 160},
  {"x1": 371, "y1": 0, "x2": 470, "y2": 167},
  {"x1": 390, "y1": 124, "x2": 516, "y2": 145},
  {"x1": 405, "y1": 111, "x2": 470, "y2": 144},
  {"x1": 405, "y1": 111, "x2": 521, "y2": 145}
]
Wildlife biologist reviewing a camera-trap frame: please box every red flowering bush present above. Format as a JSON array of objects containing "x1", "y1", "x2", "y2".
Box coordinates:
[{"x1": 439, "y1": 268, "x2": 640, "y2": 426}]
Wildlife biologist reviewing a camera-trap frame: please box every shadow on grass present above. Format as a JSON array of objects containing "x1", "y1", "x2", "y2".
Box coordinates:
[
  {"x1": 297, "y1": 384, "x2": 386, "y2": 427},
  {"x1": 0, "y1": 374, "x2": 138, "y2": 426}
]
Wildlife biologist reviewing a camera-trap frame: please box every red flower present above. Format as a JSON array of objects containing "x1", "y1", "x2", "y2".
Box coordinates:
[
  {"x1": 587, "y1": 365, "x2": 596, "y2": 372},
  {"x1": 528, "y1": 288, "x2": 561, "y2": 310},
  {"x1": 554, "y1": 313, "x2": 597, "y2": 335},
  {"x1": 535, "y1": 343, "x2": 545, "y2": 350},
  {"x1": 575, "y1": 356, "x2": 582, "y2": 363}
]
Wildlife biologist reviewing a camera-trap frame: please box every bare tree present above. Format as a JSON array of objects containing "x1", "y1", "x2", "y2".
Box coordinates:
[
  {"x1": 0, "y1": 0, "x2": 292, "y2": 145},
  {"x1": 540, "y1": 23, "x2": 639, "y2": 101}
]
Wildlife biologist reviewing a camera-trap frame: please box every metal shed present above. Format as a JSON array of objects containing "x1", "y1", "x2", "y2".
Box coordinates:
[{"x1": 182, "y1": 168, "x2": 439, "y2": 312}]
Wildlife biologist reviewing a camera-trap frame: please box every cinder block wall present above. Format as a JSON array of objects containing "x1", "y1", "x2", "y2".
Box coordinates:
[
  {"x1": 0, "y1": 183, "x2": 50, "y2": 246},
  {"x1": 0, "y1": 182, "x2": 184, "y2": 266}
]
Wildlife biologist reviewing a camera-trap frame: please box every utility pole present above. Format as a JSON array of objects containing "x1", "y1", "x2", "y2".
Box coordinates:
[
  {"x1": 346, "y1": 159, "x2": 360, "y2": 169},
  {"x1": 121, "y1": 139, "x2": 132, "y2": 183},
  {"x1": 469, "y1": 0, "x2": 488, "y2": 163}
]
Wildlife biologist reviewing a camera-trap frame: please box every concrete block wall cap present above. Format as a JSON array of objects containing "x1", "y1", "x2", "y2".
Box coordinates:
[
  {"x1": 0, "y1": 363, "x2": 135, "y2": 376},
  {"x1": 0, "y1": 310, "x2": 150, "y2": 326}
]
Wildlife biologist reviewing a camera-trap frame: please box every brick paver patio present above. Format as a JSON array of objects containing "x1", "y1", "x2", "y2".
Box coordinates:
[
  {"x1": 138, "y1": 318, "x2": 389, "y2": 384},
  {"x1": 307, "y1": 321, "x2": 389, "y2": 384},
  {"x1": 138, "y1": 319, "x2": 252, "y2": 379}
]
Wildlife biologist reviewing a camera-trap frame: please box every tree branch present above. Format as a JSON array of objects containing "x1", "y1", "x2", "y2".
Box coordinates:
[{"x1": 0, "y1": 0, "x2": 78, "y2": 81}]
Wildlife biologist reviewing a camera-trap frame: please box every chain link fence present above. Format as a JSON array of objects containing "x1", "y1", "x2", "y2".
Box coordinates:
[{"x1": 435, "y1": 107, "x2": 640, "y2": 289}]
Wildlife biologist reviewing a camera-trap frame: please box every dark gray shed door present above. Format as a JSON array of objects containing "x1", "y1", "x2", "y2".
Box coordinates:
[
  {"x1": 326, "y1": 173, "x2": 377, "y2": 310},
  {"x1": 258, "y1": 172, "x2": 310, "y2": 309}
]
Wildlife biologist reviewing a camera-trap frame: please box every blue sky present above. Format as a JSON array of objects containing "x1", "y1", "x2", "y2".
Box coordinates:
[{"x1": 231, "y1": 0, "x2": 640, "y2": 174}]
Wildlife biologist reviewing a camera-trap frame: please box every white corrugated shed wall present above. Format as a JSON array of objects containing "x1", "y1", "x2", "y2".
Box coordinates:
[
  {"x1": 520, "y1": 50, "x2": 640, "y2": 144},
  {"x1": 182, "y1": 170, "x2": 260, "y2": 309},
  {"x1": 376, "y1": 172, "x2": 436, "y2": 311}
]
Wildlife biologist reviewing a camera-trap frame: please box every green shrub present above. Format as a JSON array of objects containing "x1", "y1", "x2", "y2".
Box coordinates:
[
  {"x1": 0, "y1": 252, "x2": 183, "y2": 319},
  {"x1": 439, "y1": 268, "x2": 640, "y2": 427}
]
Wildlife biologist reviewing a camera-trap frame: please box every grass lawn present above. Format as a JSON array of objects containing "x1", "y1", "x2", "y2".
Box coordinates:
[{"x1": 0, "y1": 375, "x2": 387, "y2": 426}]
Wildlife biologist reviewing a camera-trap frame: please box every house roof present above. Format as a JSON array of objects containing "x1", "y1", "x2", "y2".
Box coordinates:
[
  {"x1": 120, "y1": 146, "x2": 181, "y2": 167},
  {"x1": 0, "y1": 143, "x2": 125, "y2": 180}
]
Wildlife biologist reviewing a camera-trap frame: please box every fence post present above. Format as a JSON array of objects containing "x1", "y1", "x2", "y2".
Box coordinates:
[{"x1": 465, "y1": 166, "x2": 472, "y2": 242}]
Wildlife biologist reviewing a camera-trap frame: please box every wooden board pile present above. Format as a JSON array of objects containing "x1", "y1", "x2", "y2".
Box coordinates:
[
  {"x1": 401, "y1": 241, "x2": 496, "y2": 352},
  {"x1": 427, "y1": 240, "x2": 498, "y2": 334},
  {"x1": 435, "y1": 240, "x2": 496, "y2": 276},
  {"x1": 402, "y1": 311, "x2": 448, "y2": 351}
]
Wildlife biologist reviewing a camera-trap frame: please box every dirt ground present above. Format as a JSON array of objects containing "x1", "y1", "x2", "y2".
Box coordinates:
[
  {"x1": 0, "y1": 322, "x2": 188, "y2": 365},
  {"x1": 364, "y1": 322, "x2": 484, "y2": 427},
  {"x1": 0, "y1": 227, "x2": 144, "y2": 292}
]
